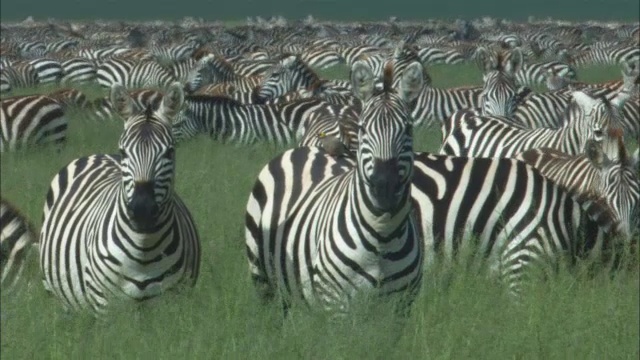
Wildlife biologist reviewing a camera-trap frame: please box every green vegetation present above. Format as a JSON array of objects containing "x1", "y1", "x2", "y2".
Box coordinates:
[{"x1": 1, "y1": 64, "x2": 638, "y2": 359}]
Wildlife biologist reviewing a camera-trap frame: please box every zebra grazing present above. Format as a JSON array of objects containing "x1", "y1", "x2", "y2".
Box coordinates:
[
  {"x1": 411, "y1": 151, "x2": 624, "y2": 297},
  {"x1": 244, "y1": 61, "x2": 424, "y2": 315},
  {"x1": 0, "y1": 61, "x2": 39, "y2": 93},
  {"x1": 440, "y1": 90, "x2": 625, "y2": 158},
  {"x1": 1, "y1": 198, "x2": 37, "y2": 292},
  {"x1": 516, "y1": 132, "x2": 639, "y2": 239},
  {"x1": 1, "y1": 94, "x2": 67, "y2": 152},
  {"x1": 39, "y1": 82, "x2": 201, "y2": 316}
]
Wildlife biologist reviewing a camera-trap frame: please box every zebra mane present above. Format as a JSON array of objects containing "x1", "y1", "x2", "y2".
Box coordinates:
[
  {"x1": 143, "y1": 103, "x2": 154, "y2": 119},
  {"x1": 382, "y1": 61, "x2": 393, "y2": 93}
]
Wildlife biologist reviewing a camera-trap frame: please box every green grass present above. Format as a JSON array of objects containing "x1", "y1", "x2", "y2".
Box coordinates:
[{"x1": 1, "y1": 64, "x2": 638, "y2": 360}]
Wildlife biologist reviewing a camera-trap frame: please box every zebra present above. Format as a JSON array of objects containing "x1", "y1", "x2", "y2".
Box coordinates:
[
  {"x1": 0, "y1": 61, "x2": 39, "y2": 93},
  {"x1": 183, "y1": 53, "x2": 262, "y2": 95},
  {"x1": 416, "y1": 46, "x2": 465, "y2": 65},
  {"x1": 46, "y1": 88, "x2": 90, "y2": 111},
  {"x1": 412, "y1": 47, "x2": 529, "y2": 128},
  {"x1": 27, "y1": 58, "x2": 64, "y2": 85},
  {"x1": 88, "y1": 88, "x2": 166, "y2": 121},
  {"x1": 59, "y1": 57, "x2": 98, "y2": 85},
  {"x1": 1, "y1": 94, "x2": 67, "y2": 152},
  {"x1": 411, "y1": 152, "x2": 624, "y2": 297},
  {"x1": 244, "y1": 60, "x2": 425, "y2": 315},
  {"x1": 38, "y1": 82, "x2": 201, "y2": 316},
  {"x1": 1, "y1": 198, "x2": 37, "y2": 293},
  {"x1": 97, "y1": 58, "x2": 175, "y2": 89},
  {"x1": 516, "y1": 132, "x2": 639, "y2": 239},
  {"x1": 440, "y1": 90, "x2": 623, "y2": 158},
  {"x1": 172, "y1": 95, "x2": 329, "y2": 145},
  {"x1": 513, "y1": 60, "x2": 577, "y2": 88},
  {"x1": 559, "y1": 45, "x2": 640, "y2": 67}
]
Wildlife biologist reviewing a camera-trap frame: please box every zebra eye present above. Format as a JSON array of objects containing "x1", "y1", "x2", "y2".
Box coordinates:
[
  {"x1": 594, "y1": 129, "x2": 604, "y2": 137},
  {"x1": 119, "y1": 149, "x2": 127, "y2": 159}
]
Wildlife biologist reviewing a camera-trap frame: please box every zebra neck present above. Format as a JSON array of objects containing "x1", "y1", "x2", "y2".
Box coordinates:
[
  {"x1": 352, "y1": 176, "x2": 413, "y2": 239},
  {"x1": 116, "y1": 194, "x2": 175, "y2": 246}
]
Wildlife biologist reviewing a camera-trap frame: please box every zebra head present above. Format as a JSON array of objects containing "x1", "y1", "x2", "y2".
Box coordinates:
[
  {"x1": 476, "y1": 47, "x2": 527, "y2": 117},
  {"x1": 350, "y1": 60, "x2": 423, "y2": 213},
  {"x1": 571, "y1": 90, "x2": 620, "y2": 148},
  {"x1": 183, "y1": 53, "x2": 230, "y2": 94},
  {"x1": 585, "y1": 133, "x2": 640, "y2": 239},
  {"x1": 256, "y1": 54, "x2": 313, "y2": 102},
  {"x1": 620, "y1": 60, "x2": 639, "y2": 97},
  {"x1": 111, "y1": 82, "x2": 184, "y2": 232}
]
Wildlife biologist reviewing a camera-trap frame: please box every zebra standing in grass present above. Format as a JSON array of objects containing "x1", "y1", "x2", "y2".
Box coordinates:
[
  {"x1": 244, "y1": 61, "x2": 424, "y2": 315},
  {"x1": 97, "y1": 57, "x2": 176, "y2": 89},
  {"x1": 0, "y1": 61, "x2": 39, "y2": 93},
  {"x1": 1, "y1": 198, "x2": 37, "y2": 292},
  {"x1": 417, "y1": 47, "x2": 529, "y2": 129},
  {"x1": 440, "y1": 90, "x2": 625, "y2": 158},
  {"x1": 59, "y1": 57, "x2": 97, "y2": 85},
  {"x1": 513, "y1": 59, "x2": 577, "y2": 88},
  {"x1": 172, "y1": 95, "x2": 329, "y2": 145},
  {"x1": 27, "y1": 58, "x2": 64, "y2": 85},
  {"x1": 39, "y1": 82, "x2": 201, "y2": 316},
  {"x1": 516, "y1": 132, "x2": 639, "y2": 239},
  {"x1": 1, "y1": 94, "x2": 67, "y2": 152},
  {"x1": 183, "y1": 53, "x2": 262, "y2": 95},
  {"x1": 411, "y1": 149, "x2": 623, "y2": 297},
  {"x1": 560, "y1": 45, "x2": 640, "y2": 67}
]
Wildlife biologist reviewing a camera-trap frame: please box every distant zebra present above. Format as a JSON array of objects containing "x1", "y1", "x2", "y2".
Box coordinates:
[
  {"x1": 440, "y1": 90, "x2": 621, "y2": 158},
  {"x1": 517, "y1": 133, "x2": 639, "y2": 239},
  {"x1": 1, "y1": 94, "x2": 67, "y2": 152},
  {"x1": 47, "y1": 88, "x2": 90, "y2": 111},
  {"x1": 1, "y1": 198, "x2": 37, "y2": 292},
  {"x1": 60, "y1": 58, "x2": 97, "y2": 85},
  {"x1": 244, "y1": 61, "x2": 424, "y2": 315},
  {"x1": 513, "y1": 60, "x2": 577, "y2": 88},
  {"x1": 0, "y1": 61, "x2": 39, "y2": 93},
  {"x1": 184, "y1": 53, "x2": 262, "y2": 95},
  {"x1": 39, "y1": 82, "x2": 201, "y2": 316},
  {"x1": 97, "y1": 58, "x2": 175, "y2": 89},
  {"x1": 416, "y1": 46, "x2": 465, "y2": 65},
  {"x1": 560, "y1": 45, "x2": 640, "y2": 67},
  {"x1": 172, "y1": 95, "x2": 328, "y2": 145},
  {"x1": 27, "y1": 58, "x2": 64, "y2": 85}
]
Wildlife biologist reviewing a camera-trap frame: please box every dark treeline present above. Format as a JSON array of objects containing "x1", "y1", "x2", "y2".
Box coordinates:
[{"x1": 0, "y1": 0, "x2": 639, "y2": 22}]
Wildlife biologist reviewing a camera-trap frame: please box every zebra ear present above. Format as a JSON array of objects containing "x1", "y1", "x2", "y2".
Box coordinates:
[
  {"x1": 110, "y1": 84, "x2": 134, "y2": 120},
  {"x1": 281, "y1": 55, "x2": 297, "y2": 68},
  {"x1": 399, "y1": 61, "x2": 424, "y2": 104},
  {"x1": 585, "y1": 139, "x2": 608, "y2": 169},
  {"x1": 159, "y1": 82, "x2": 185, "y2": 123},
  {"x1": 571, "y1": 90, "x2": 598, "y2": 113},
  {"x1": 350, "y1": 60, "x2": 375, "y2": 102}
]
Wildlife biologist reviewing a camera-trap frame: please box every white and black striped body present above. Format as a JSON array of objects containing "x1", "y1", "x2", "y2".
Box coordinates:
[
  {"x1": 1, "y1": 198, "x2": 37, "y2": 292},
  {"x1": 412, "y1": 149, "x2": 621, "y2": 296},
  {"x1": 184, "y1": 54, "x2": 262, "y2": 95},
  {"x1": 39, "y1": 83, "x2": 201, "y2": 316},
  {"x1": 244, "y1": 61, "x2": 425, "y2": 315},
  {"x1": 441, "y1": 90, "x2": 619, "y2": 158},
  {"x1": 27, "y1": 58, "x2": 64, "y2": 85},
  {"x1": 0, "y1": 61, "x2": 39, "y2": 93},
  {"x1": 60, "y1": 57, "x2": 97, "y2": 85},
  {"x1": 517, "y1": 136, "x2": 639, "y2": 239},
  {"x1": 172, "y1": 95, "x2": 328, "y2": 145},
  {"x1": 97, "y1": 58, "x2": 175, "y2": 89},
  {"x1": 514, "y1": 60, "x2": 577, "y2": 88},
  {"x1": 1, "y1": 94, "x2": 67, "y2": 152}
]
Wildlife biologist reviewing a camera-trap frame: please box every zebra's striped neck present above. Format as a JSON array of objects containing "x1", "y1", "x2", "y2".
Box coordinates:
[
  {"x1": 352, "y1": 174, "x2": 413, "y2": 239},
  {"x1": 116, "y1": 190, "x2": 175, "y2": 249}
]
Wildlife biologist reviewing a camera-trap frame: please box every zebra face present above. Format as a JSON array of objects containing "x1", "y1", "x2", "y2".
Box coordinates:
[
  {"x1": 480, "y1": 71, "x2": 522, "y2": 117},
  {"x1": 257, "y1": 55, "x2": 299, "y2": 102},
  {"x1": 351, "y1": 60, "x2": 423, "y2": 212},
  {"x1": 601, "y1": 164, "x2": 640, "y2": 238},
  {"x1": 111, "y1": 82, "x2": 184, "y2": 231}
]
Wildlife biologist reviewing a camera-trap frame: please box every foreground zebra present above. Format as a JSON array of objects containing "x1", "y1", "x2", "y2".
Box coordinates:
[
  {"x1": 1, "y1": 94, "x2": 67, "y2": 152},
  {"x1": 411, "y1": 152, "x2": 624, "y2": 297},
  {"x1": 245, "y1": 61, "x2": 424, "y2": 315},
  {"x1": 1, "y1": 198, "x2": 37, "y2": 292},
  {"x1": 440, "y1": 90, "x2": 622, "y2": 158},
  {"x1": 39, "y1": 82, "x2": 201, "y2": 316},
  {"x1": 516, "y1": 132, "x2": 639, "y2": 239}
]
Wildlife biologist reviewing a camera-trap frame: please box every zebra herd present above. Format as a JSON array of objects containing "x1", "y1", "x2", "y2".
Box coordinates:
[{"x1": 1, "y1": 17, "x2": 639, "y2": 319}]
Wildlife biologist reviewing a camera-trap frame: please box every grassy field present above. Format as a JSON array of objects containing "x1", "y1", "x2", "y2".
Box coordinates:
[{"x1": 1, "y1": 64, "x2": 638, "y2": 359}]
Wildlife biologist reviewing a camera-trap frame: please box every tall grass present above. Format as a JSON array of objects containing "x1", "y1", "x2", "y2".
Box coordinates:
[{"x1": 1, "y1": 64, "x2": 638, "y2": 359}]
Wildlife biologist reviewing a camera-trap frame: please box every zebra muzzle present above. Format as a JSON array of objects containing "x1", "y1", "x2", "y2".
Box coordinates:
[
  {"x1": 369, "y1": 159, "x2": 403, "y2": 212},
  {"x1": 127, "y1": 181, "x2": 159, "y2": 230}
]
